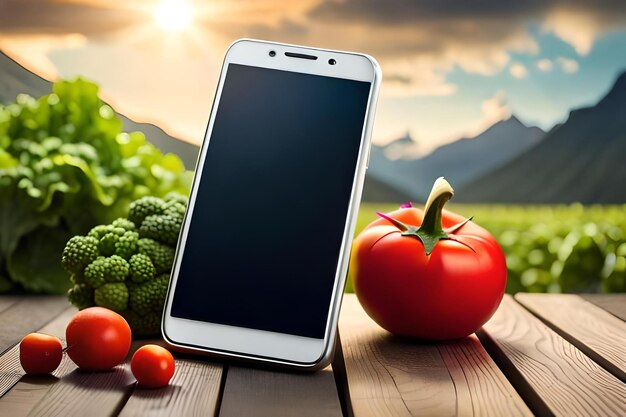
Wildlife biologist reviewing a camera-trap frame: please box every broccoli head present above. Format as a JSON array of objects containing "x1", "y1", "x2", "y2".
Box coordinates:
[
  {"x1": 115, "y1": 231, "x2": 139, "y2": 259},
  {"x1": 95, "y1": 283, "x2": 129, "y2": 311},
  {"x1": 63, "y1": 193, "x2": 187, "y2": 336},
  {"x1": 129, "y1": 253, "x2": 155, "y2": 283},
  {"x1": 137, "y1": 238, "x2": 175, "y2": 274},
  {"x1": 61, "y1": 236, "x2": 99, "y2": 274},
  {"x1": 128, "y1": 196, "x2": 166, "y2": 226},
  {"x1": 68, "y1": 283, "x2": 94, "y2": 310}
]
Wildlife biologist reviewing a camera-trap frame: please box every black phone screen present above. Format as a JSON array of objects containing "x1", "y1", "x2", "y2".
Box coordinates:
[{"x1": 171, "y1": 63, "x2": 371, "y2": 339}]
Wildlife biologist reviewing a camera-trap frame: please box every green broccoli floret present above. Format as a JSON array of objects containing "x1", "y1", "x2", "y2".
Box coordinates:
[
  {"x1": 138, "y1": 238, "x2": 175, "y2": 273},
  {"x1": 129, "y1": 253, "x2": 155, "y2": 283},
  {"x1": 129, "y1": 274, "x2": 169, "y2": 316},
  {"x1": 63, "y1": 194, "x2": 186, "y2": 336},
  {"x1": 139, "y1": 214, "x2": 183, "y2": 246},
  {"x1": 95, "y1": 282, "x2": 129, "y2": 311},
  {"x1": 164, "y1": 192, "x2": 188, "y2": 206},
  {"x1": 99, "y1": 232, "x2": 119, "y2": 256},
  {"x1": 128, "y1": 196, "x2": 165, "y2": 226},
  {"x1": 84, "y1": 255, "x2": 129, "y2": 288},
  {"x1": 61, "y1": 236, "x2": 99, "y2": 274},
  {"x1": 112, "y1": 218, "x2": 136, "y2": 231},
  {"x1": 68, "y1": 283, "x2": 94, "y2": 309},
  {"x1": 70, "y1": 271, "x2": 85, "y2": 285},
  {"x1": 88, "y1": 225, "x2": 111, "y2": 240},
  {"x1": 88, "y1": 224, "x2": 126, "y2": 240},
  {"x1": 115, "y1": 231, "x2": 139, "y2": 259},
  {"x1": 123, "y1": 310, "x2": 162, "y2": 336}
]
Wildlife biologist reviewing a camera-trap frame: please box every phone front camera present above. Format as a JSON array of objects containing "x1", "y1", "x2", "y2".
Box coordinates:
[
  {"x1": 328, "y1": 58, "x2": 337, "y2": 65},
  {"x1": 269, "y1": 50, "x2": 276, "y2": 57}
]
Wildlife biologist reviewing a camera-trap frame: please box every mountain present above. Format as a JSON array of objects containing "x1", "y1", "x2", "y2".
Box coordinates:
[
  {"x1": 361, "y1": 174, "x2": 412, "y2": 202},
  {"x1": 0, "y1": 51, "x2": 199, "y2": 168},
  {"x1": 458, "y1": 71, "x2": 626, "y2": 203},
  {"x1": 367, "y1": 116, "x2": 545, "y2": 200}
]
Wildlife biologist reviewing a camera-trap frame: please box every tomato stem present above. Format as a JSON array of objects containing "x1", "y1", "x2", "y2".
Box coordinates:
[
  {"x1": 377, "y1": 177, "x2": 456, "y2": 255},
  {"x1": 414, "y1": 177, "x2": 453, "y2": 254}
]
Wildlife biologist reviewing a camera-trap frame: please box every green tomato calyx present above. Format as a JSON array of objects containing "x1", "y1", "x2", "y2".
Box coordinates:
[{"x1": 377, "y1": 177, "x2": 467, "y2": 255}]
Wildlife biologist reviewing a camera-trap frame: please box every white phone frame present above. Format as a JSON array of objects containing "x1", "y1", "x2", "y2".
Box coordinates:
[{"x1": 162, "y1": 39, "x2": 381, "y2": 370}]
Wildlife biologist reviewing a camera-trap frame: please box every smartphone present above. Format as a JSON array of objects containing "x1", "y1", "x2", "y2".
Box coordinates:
[{"x1": 162, "y1": 39, "x2": 380, "y2": 370}]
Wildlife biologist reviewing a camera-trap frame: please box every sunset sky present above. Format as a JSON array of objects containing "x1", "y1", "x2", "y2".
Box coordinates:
[{"x1": 1, "y1": 0, "x2": 626, "y2": 155}]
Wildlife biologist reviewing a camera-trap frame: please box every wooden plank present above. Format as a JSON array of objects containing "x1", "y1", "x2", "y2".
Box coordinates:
[
  {"x1": 22, "y1": 339, "x2": 146, "y2": 417},
  {"x1": 118, "y1": 358, "x2": 223, "y2": 417},
  {"x1": 26, "y1": 360, "x2": 136, "y2": 417},
  {"x1": 0, "y1": 296, "x2": 19, "y2": 315},
  {"x1": 219, "y1": 366, "x2": 343, "y2": 417},
  {"x1": 478, "y1": 295, "x2": 626, "y2": 417},
  {"x1": 0, "y1": 308, "x2": 74, "y2": 402},
  {"x1": 0, "y1": 296, "x2": 68, "y2": 355},
  {"x1": 0, "y1": 348, "x2": 77, "y2": 417},
  {"x1": 582, "y1": 294, "x2": 626, "y2": 322},
  {"x1": 338, "y1": 294, "x2": 532, "y2": 417},
  {"x1": 438, "y1": 336, "x2": 533, "y2": 417},
  {"x1": 516, "y1": 293, "x2": 626, "y2": 382}
]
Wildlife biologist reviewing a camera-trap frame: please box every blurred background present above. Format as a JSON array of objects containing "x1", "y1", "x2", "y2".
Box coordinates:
[{"x1": 1, "y1": 0, "x2": 625, "y2": 294}]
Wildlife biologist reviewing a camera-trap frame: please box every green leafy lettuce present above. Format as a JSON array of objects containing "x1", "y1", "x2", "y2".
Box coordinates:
[{"x1": 0, "y1": 78, "x2": 192, "y2": 293}]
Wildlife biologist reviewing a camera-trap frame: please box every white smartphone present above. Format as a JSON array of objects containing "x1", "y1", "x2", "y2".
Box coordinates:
[{"x1": 162, "y1": 39, "x2": 380, "y2": 370}]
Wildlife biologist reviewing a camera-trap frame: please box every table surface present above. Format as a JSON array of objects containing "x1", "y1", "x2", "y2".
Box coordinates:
[{"x1": 0, "y1": 293, "x2": 624, "y2": 417}]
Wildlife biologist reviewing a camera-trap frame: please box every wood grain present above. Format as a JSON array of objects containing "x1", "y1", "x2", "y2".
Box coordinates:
[
  {"x1": 0, "y1": 296, "x2": 67, "y2": 355},
  {"x1": 582, "y1": 294, "x2": 626, "y2": 322},
  {"x1": 118, "y1": 358, "x2": 223, "y2": 417},
  {"x1": 438, "y1": 336, "x2": 532, "y2": 417},
  {"x1": 26, "y1": 361, "x2": 136, "y2": 417},
  {"x1": 0, "y1": 296, "x2": 19, "y2": 315},
  {"x1": 338, "y1": 294, "x2": 531, "y2": 417},
  {"x1": 0, "y1": 308, "x2": 74, "y2": 404},
  {"x1": 479, "y1": 295, "x2": 626, "y2": 417},
  {"x1": 0, "y1": 350, "x2": 78, "y2": 417},
  {"x1": 218, "y1": 366, "x2": 343, "y2": 417},
  {"x1": 516, "y1": 293, "x2": 626, "y2": 382}
]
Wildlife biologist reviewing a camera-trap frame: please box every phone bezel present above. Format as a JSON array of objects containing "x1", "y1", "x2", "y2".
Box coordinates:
[{"x1": 162, "y1": 39, "x2": 381, "y2": 370}]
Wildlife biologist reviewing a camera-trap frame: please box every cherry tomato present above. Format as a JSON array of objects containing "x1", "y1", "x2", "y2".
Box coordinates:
[
  {"x1": 66, "y1": 307, "x2": 131, "y2": 370},
  {"x1": 131, "y1": 345, "x2": 175, "y2": 388},
  {"x1": 351, "y1": 178, "x2": 506, "y2": 340},
  {"x1": 19, "y1": 333, "x2": 63, "y2": 374}
]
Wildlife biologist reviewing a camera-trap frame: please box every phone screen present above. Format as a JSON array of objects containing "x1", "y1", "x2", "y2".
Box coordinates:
[{"x1": 171, "y1": 63, "x2": 371, "y2": 339}]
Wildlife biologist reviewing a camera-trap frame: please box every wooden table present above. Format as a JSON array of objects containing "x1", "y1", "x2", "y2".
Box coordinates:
[{"x1": 0, "y1": 293, "x2": 624, "y2": 417}]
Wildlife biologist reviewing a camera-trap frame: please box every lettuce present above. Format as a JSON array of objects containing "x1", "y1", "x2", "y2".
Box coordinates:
[{"x1": 0, "y1": 78, "x2": 192, "y2": 293}]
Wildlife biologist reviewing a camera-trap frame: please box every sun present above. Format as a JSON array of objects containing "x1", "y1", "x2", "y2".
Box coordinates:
[{"x1": 154, "y1": 0, "x2": 193, "y2": 32}]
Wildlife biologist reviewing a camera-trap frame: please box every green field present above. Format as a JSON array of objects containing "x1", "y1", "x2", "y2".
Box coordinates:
[{"x1": 347, "y1": 203, "x2": 626, "y2": 294}]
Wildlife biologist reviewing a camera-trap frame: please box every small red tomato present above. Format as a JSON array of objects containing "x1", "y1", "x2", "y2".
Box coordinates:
[
  {"x1": 131, "y1": 345, "x2": 175, "y2": 388},
  {"x1": 19, "y1": 333, "x2": 63, "y2": 374},
  {"x1": 66, "y1": 307, "x2": 131, "y2": 370}
]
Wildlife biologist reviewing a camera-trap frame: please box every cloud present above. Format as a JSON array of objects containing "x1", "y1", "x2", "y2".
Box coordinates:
[
  {"x1": 462, "y1": 91, "x2": 511, "y2": 138},
  {"x1": 380, "y1": 57, "x2": 457, "y2": 97},
  {"x1": 542, "y1": 5, "x2": 626, "y2": 55},
  {"x1": 308, "y1": 0, "x2": 626, "y2": 57},
  {"x1": 536, "y1": 58, "x2": 553, "y2": 72},
  {"x1": 556, "y1": 56, "x2": 580, "y2": 73},
  {"x1": 450, "y1": 90, "x2": 511, "y2": 138},
  {"x1": 481, "y1": 91, "x2": 511, "y2": 124},
  {"x1": 0, "y1": 0, "x2": 148, "y2": 38},
  {"x1": 1, "y1": 0, "x2": 624, "y2": 106},
  {"x1": 0, "y1": 33, "x2": 87, "y2": 79},
  {"x1": 510, "y1": 62, "x2": 528, "y2": 79}
]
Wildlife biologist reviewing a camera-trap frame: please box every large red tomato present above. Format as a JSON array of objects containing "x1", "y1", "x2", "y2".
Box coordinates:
[
  {"x1": 351, "y1": 178, "x2": 506, "y2": 340},
  {"x1": 66, "y1": 307, "x2": 132, "y2": 370}
]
